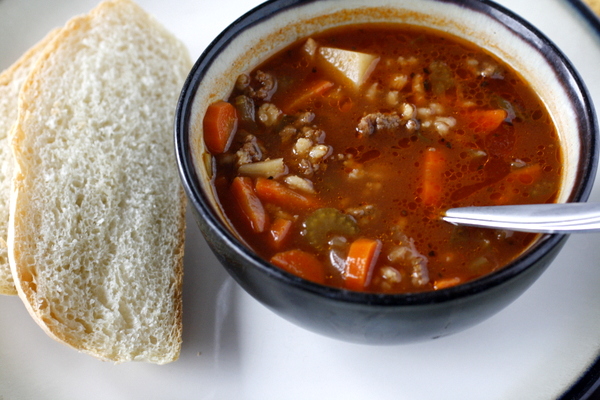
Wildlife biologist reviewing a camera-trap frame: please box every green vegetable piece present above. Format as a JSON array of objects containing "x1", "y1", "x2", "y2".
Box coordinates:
[
  {"x1": 428, "y1": 61, "x2": 455, "y2": 95},
  {"x1": 234, "y1": 95, "x2": 256, "y2": 125},
  {"x1": 302, "y1": 208, "x2": 359, "y2": 250}
]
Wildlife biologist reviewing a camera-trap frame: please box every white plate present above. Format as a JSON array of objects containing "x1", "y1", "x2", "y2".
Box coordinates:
[{"x1": 2, "y1": 0, "x2": 600, "y2": 399}]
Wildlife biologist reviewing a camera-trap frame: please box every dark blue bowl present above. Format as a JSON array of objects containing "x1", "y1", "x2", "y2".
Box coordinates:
[{"x1": 175, "y1": 0, "x2": 598, "y2": 344}]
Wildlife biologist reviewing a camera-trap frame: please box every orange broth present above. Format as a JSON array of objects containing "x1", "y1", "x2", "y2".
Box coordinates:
[{"x1": 204, "y1": 24, "x2": 561, "y2": 293}]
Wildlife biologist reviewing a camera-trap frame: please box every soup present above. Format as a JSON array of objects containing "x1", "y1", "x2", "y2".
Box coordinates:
[{"x1": 201, "y1": 24, "x2": 561, "y2": 293}]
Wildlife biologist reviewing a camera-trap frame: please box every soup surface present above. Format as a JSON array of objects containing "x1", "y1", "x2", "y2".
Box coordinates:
[{"x1": 201, "y1": 23, "x2": 561, "y2": 293}]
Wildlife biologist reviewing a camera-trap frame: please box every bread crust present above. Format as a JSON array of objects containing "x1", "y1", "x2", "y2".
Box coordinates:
[
  {"x1": 0, "y1": 28, "x2": 62, "y2": 295},
  {"x1": 583, "y1": 0, "x2": 600, "y2": 16},
  {"x1": 8, "y1": 0, "x2": 190, "y2": 364}
]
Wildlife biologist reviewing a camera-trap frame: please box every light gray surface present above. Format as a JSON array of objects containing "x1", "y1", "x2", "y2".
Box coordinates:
[{"x1": 1, "y1": 0, "x2": 600, "y2": 399}]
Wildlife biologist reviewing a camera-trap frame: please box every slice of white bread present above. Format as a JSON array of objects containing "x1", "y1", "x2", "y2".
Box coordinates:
[
  {"x1": 8, "y1": 0, "x2": 190, "y2": 364},
  {"x1": 0, "y1": 28, "x2": 62, "y2": 295}
]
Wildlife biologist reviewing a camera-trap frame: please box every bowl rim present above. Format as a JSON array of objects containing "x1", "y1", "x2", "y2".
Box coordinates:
[{"x1": 174, "y1": 0, "x2": 599, "y2": 307}]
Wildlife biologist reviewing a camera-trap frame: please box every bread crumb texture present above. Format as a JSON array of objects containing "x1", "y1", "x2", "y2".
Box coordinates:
[
  {"x1": 583, "y1": 0, "x2": 600, "y2": 16},
  {"x1": 9, "y1": 0, "x2": 190, "y2": 364}
]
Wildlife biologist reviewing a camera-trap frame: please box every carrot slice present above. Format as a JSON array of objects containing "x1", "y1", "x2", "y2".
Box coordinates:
[
  {"x1": 492, "y1": 163, "x2": 543, "y2": 205},
  {"x1": 255, "y1": 177, "x2": 321, "y2": 210},
  {"x1": 282, "y1": 80, "x2": 334, "y2": 114},
  {"x1": 464, "y1": 109, "x2": 507, "y2": 134},
  {"x1": 203, "y1": 101, "x2": 238, "y2": 154},
  {"x1": 433, "y1": 277, "x2": 461, "y2": 290},
  {"x1": 231, "y1": 176, "x2": 268, "y2": 233},
  {"x1": 268, "y1": 217, "x2": 293, "y2": 250},
  {"x1": 344, "y1": 238, "x2": 382, "y2": 291},
  {"x1": 270, "y1": 249, "x2": 326, "y2": 284},
  {"x1": 508, "y1": 163, "x2": 543, "y2": 185},
  {"x1": 421, "y1": 148, "x2": 446, "y2": 206}
]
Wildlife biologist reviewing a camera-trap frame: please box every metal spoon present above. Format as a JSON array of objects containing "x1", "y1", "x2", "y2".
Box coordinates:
[{"x1": 442, "y1": 202, "x2": 600, "y2": 233}]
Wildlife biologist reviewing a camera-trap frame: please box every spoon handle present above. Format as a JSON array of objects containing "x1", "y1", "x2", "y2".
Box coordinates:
[{"x1": 442, "y1": 202, "x2": 600, "y2": 233}]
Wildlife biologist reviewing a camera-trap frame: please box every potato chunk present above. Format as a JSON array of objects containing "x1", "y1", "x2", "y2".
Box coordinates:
[
  {"x1": 318, "y1": 46, "x2": 379, "y2": 88},
  {"x1": 238, "y1": 158, "x2": 288, "y2": 179}
]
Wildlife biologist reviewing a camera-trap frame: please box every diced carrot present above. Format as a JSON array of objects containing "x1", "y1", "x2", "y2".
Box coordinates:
[
  {"x1": 203, "y1": 101, "x2": 238, "y2": 154},
  {"x1": 433, "y1": 277, "x2": 461, "y2": 290},
  {"x1": 344, "y1": 238, "x2": 382, "y2": 291},
  {"x1": 464, "y1": 109, "x2": 507, "y2": 134},
  {"x1": 282, "y1": 80, "x2": 334, "y2": 114},
  {"x1": 492, "y1": 163, "x2": 542, "y2": 205},
  {"x1": 270, "y1": 249, "x2": 326, "y2": 284},
  {"x1": 421, "y1": 148, "x2": 446, "y2": 206},
  {"x1": 231, "y1": 176, "x2": 268, "y2": 233},
  {"x1": 254, "y1": 177, "x2": 321, "y2": 210},
  {"x1": 507, "y1": 163, "x2": 543, "y2": 185},
  {"x1": 268, "y1": 218, "x2": 293, "y2": 249}
]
